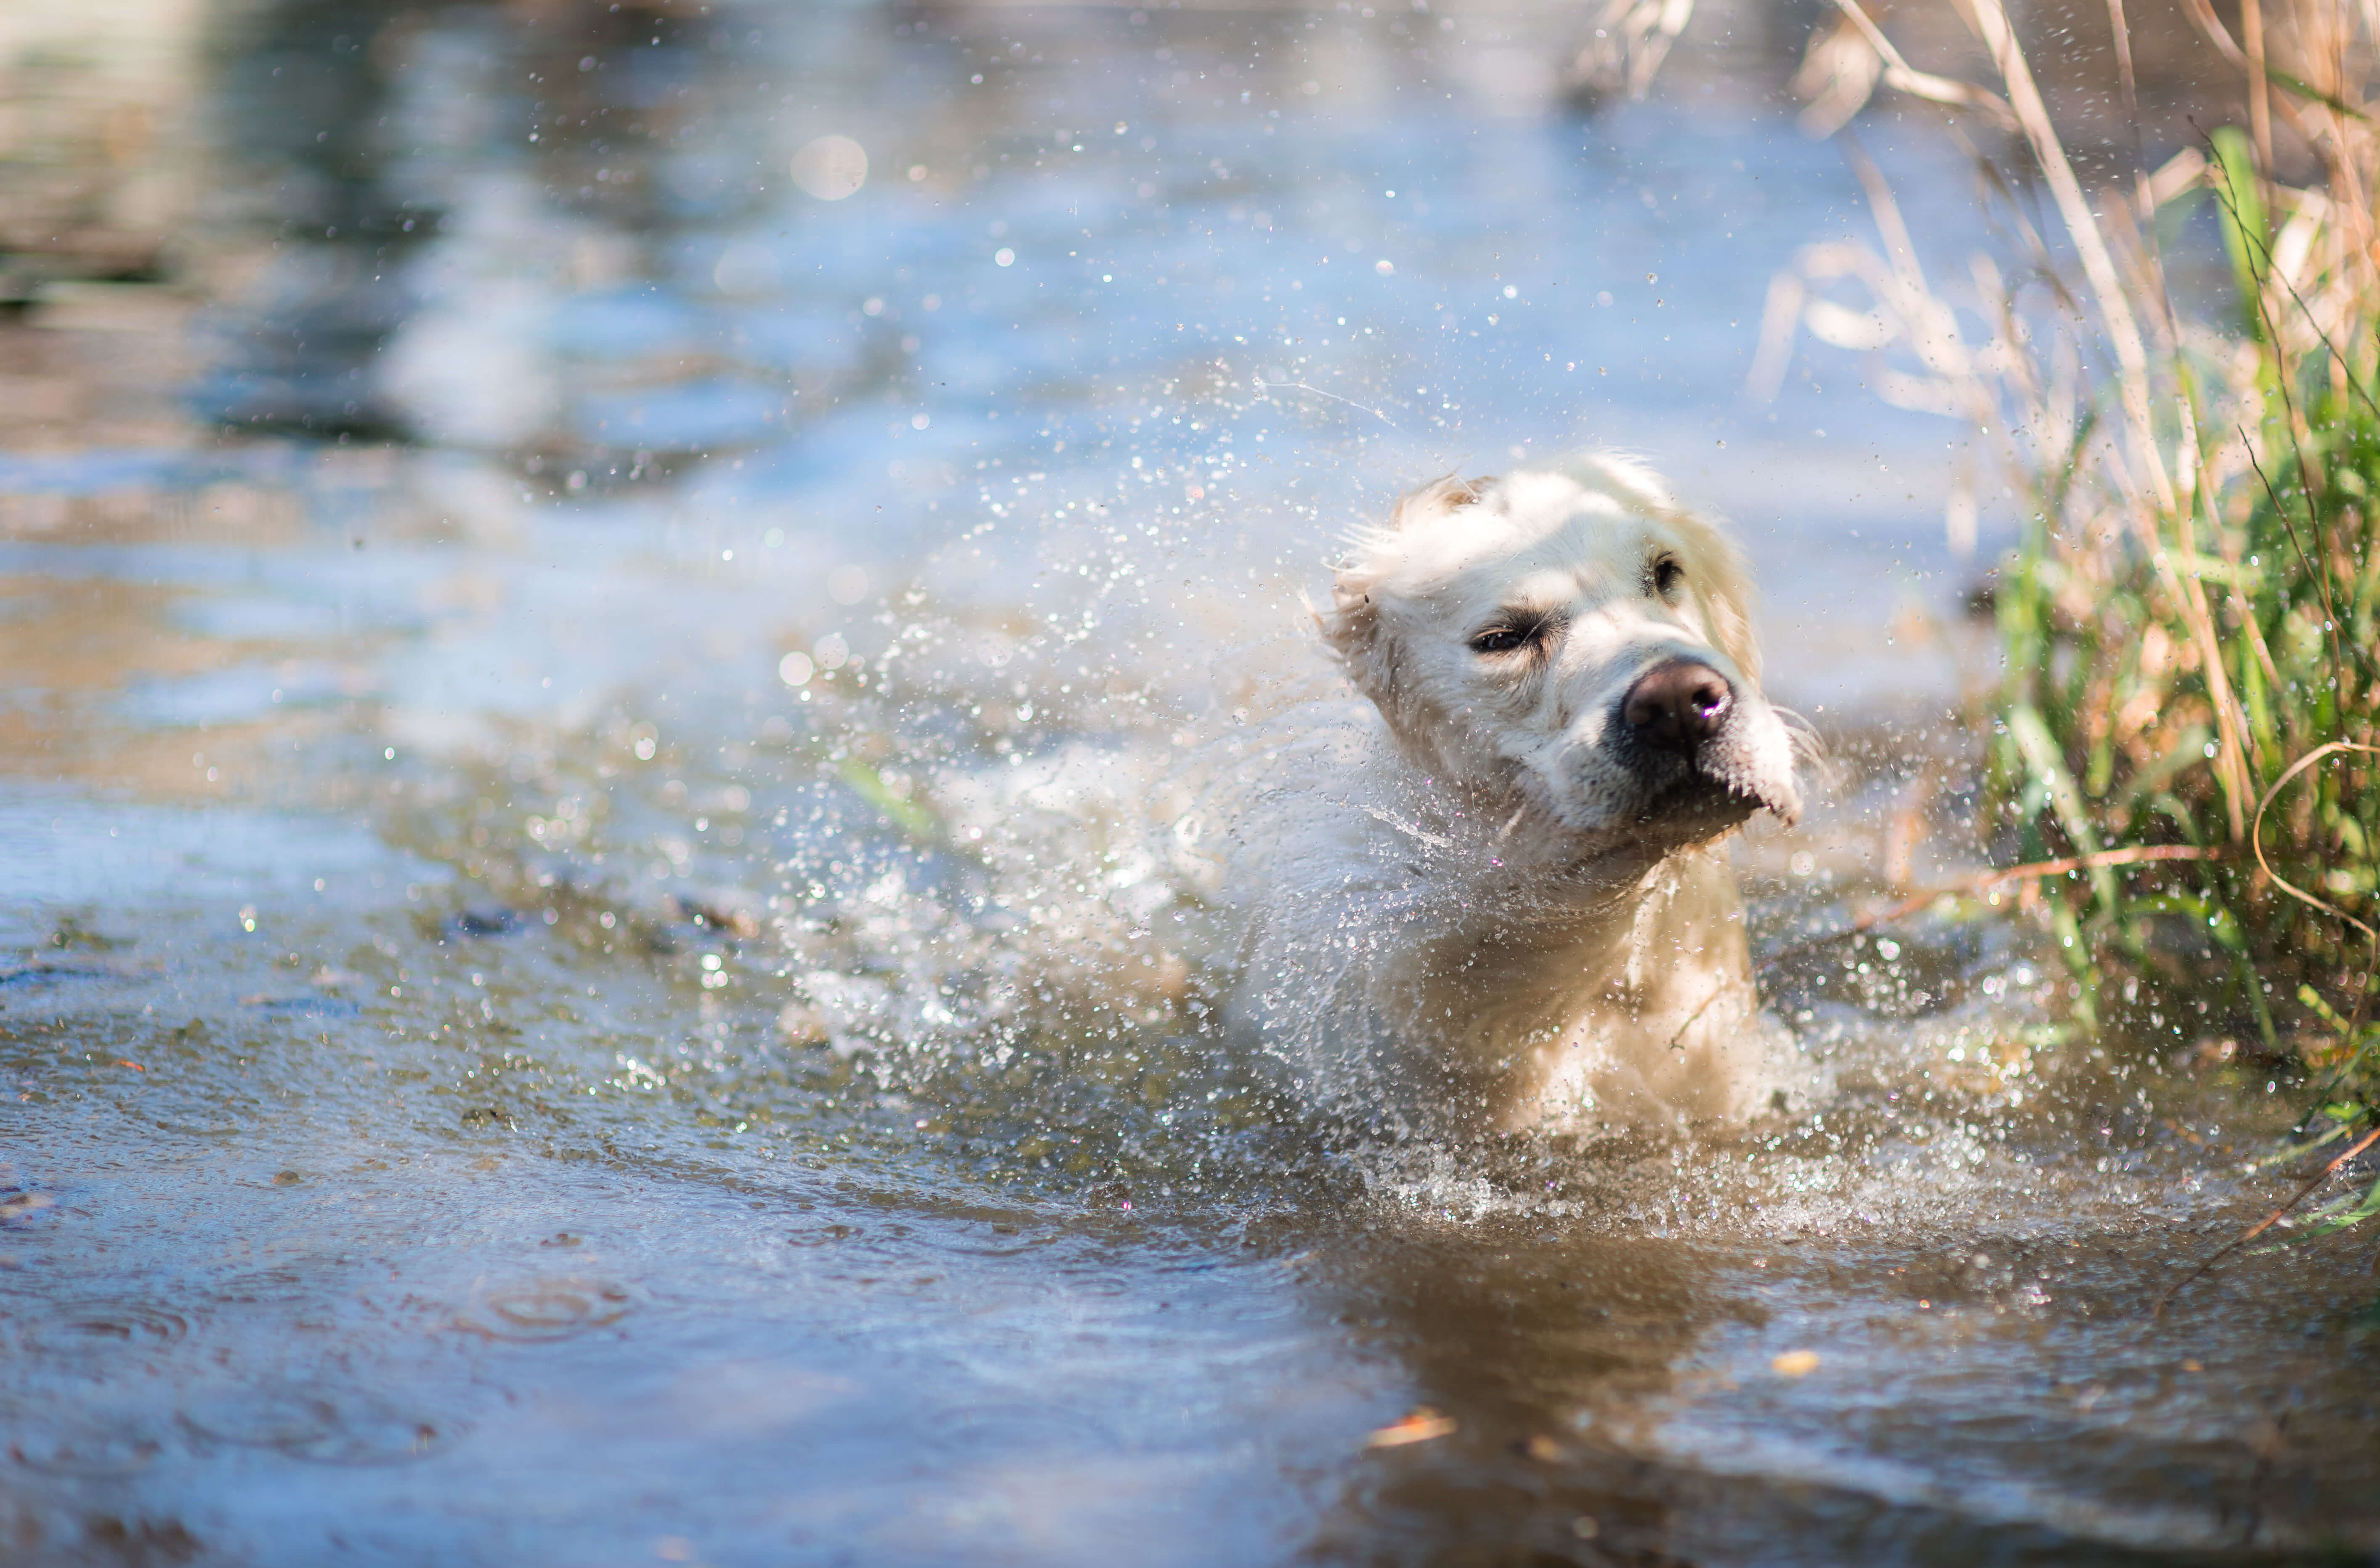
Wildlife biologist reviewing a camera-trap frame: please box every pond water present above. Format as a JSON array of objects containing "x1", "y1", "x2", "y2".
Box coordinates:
[{"x1": 3, "y1": 1, "x2": 2377, "y2": 1563}]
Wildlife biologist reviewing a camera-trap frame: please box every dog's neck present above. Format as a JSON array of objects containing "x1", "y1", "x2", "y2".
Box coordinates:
[
  {"x1": 1360, "y1": 772, "x2": 1744, "y2": 1127},
  {"x1": 1227, "y1": 704, "x2": 1764, "y2": 1134},
  {"x1": 1385, "y1": 769, "x2": 1685, "y2": 915},
  {"x1": 1396, "y1": 757, "x2": 1726, "y2": 944}
]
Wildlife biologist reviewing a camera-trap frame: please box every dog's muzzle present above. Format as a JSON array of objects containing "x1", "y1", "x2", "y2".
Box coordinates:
[
  {"x1": 1617, "y1": 656, "x2": 1798, "y2": 823},
  {"x1": 1621, "y1": 658, "x2": 1731, "y2": 752}
]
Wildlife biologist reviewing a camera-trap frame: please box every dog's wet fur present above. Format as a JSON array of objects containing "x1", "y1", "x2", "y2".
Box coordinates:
[{"x1": 1227, "y1": 452, "x2": 1807, "y2": 1136}]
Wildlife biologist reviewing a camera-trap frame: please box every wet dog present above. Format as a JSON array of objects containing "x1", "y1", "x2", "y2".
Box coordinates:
[{"x1": 1227, "y1": 453, "x2": 1806, "y2": 1135}]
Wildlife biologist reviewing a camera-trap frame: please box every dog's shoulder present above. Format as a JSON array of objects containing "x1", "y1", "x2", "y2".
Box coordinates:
[{"x1": 1217, "y1": 702, "x2": 1474, "y2": 914}]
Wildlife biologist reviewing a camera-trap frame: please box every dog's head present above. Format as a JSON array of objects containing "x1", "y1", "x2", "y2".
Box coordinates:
[{"x1": 1320, "y1": 453, "x2": 1801, "y2": 849}]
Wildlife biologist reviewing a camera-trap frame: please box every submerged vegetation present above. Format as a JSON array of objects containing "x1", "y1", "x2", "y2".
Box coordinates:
[{"x1": 1760, "y1": 0, "x2": 2380, "y2": 1232}]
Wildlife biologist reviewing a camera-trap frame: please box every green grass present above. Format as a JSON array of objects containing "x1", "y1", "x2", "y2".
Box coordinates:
[
  {"x1": 1753, "y1": 0, "x2": 2380, "y2": 1238},
  {"x1": 1986, "y1": 127, "x2": 2378, "y2": 1096}
]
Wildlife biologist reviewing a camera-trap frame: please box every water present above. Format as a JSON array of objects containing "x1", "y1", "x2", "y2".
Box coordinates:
[{"x1": 4, "y1": 1, "x2": 2377, "y2": 1561}]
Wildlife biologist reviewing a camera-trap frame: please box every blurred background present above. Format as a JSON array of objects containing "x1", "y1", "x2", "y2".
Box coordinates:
[{"x1": 0, "y1": 0, "x2": 2250, "y2": 800}]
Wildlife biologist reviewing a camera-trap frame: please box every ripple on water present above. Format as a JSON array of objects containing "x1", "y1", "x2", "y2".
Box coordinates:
[
  {"x1": 145, "y1": 1100, "x2": 268, "y2": 1139},
  {"x1": 453, "y1": 1277, "x2": 634, "y2": 1342},
  {"x1": 138, "y1": 1048, "x2": 270, "y2": 1139},
  {"x1": 17, "y1": 1298, "x2": 195, "y2": 1364},
  {"x1": 182, "y1": 1384, "x2": 343, "y2": 1447},
  {"x1": 923, "y1": 1401, "x2": 1124, "y2": 1462},
  {"x1": 7, "y1": 1416, "x2": 166, "y2": 1477},
  {"x1": 183, "y1": 1383, "x2": 452, "y2": 1466},
  {"x1": 282, "y1": 1397, "x2": 453, "y2": 1466}
]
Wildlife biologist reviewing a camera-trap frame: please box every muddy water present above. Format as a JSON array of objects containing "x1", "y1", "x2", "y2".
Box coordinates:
[{"x1": 4, "y1": 1, "x2": 2377, "y2": 1563}]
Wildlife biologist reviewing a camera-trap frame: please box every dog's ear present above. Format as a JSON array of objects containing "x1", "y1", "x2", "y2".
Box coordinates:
[
  {"x1": 1385, "y1": 473, "x2": 1493, "y2": 532},
  {"x1": 1667, "y1": 508, "x2": 1761, "y2": 685},
  {"x1": 1316, "y1": 574, "x2": 1389, "y2": 696},
  {"x1": 1316, "y1": 471, "x2": 1492, "y2": 727},
  {"x1": 1575, "y1": 454, "x2": 1762, "y2": 683},
  {"x1": 1318, "y1": 576, "x2": 1436, "y2": 755}
]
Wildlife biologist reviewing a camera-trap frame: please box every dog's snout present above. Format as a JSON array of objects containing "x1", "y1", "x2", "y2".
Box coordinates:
[{"x1": 1622, "y1": 659, "x2": 1732, "y2": 752}]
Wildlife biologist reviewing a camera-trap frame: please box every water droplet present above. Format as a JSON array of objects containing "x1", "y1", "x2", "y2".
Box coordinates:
[{"x1": 791, "y1": 134, "x2": 868, "y2": 200}]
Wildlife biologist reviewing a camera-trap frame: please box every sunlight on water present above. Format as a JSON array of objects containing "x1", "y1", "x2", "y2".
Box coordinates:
[{"x1": 1, "y1": 0, "x2": 2375, "y2": 1562}]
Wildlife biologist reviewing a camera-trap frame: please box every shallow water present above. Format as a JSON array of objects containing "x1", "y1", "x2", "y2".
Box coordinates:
[{"x1": 4, "y1": 1, "x2": 2378, "y2": 1563}]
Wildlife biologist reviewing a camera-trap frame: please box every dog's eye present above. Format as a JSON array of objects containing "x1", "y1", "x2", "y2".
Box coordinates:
[
  {"x1": 1651, "y1": 557, "x2": 1684, "y2": 598},
  {"x1": 1468, "y1": 625, "x2": 1534, "y2": 655}
]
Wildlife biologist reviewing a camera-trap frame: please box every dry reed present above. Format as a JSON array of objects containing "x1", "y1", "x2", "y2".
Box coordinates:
[{"x1": 1753, "y1": 0, "x2": 2380, "y2": 1220}]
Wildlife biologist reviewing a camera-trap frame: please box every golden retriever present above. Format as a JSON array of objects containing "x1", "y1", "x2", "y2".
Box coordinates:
[{"x1": 1227, "y1": 452, "x2": 1805, "y2": 1137}]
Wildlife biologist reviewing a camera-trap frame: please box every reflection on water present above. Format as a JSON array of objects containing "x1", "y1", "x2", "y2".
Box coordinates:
[{"x1": 4, "y1": 0, "x2": 2377, "y2": 1562}]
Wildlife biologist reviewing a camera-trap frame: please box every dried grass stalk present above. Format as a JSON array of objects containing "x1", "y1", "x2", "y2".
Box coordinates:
[{"x1": 1757, "y1": 0, "x2": 2380, "y2": 1108}]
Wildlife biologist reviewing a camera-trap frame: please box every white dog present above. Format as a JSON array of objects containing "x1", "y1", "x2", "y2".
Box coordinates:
[{"x1": 1225, "y1": 453, "x2": 1805, "y2": 1137}]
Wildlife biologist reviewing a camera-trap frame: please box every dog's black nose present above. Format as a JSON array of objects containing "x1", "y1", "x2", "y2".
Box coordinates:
[{"x1": 1622, "y1": 659, "x2": 1732, "y2": 752}]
